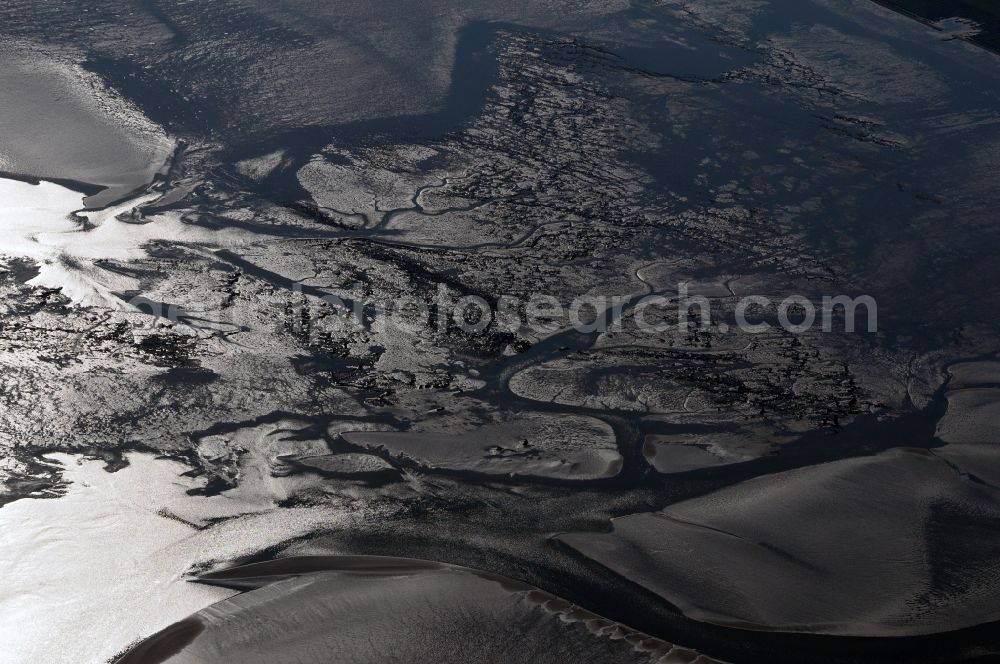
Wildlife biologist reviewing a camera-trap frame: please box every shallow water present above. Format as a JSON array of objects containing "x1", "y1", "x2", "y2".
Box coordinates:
[
  {"x1": 0, "y1": 47, "x2": 172, "y2": 207},
  {"x1": 3, "y1": 0, "x2": 1000, "y2": 662},
  {"x1": 0, "y1": 453, "x2": 347, "y2": 664}
]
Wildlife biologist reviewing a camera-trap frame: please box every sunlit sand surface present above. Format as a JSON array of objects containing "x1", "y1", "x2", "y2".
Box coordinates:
[
  {"x1": 0, "y1": 176, "x2": 255, "y2": 308},
  {"x1": 0, "y1": 453, "x2": 347, "y2": 664}
]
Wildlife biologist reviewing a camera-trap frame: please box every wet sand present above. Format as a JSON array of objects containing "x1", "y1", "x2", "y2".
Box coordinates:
[
  {"x1": 2, "y1": 0, "x2": 1000, "y2": 662},
  {"x1": 116, "y1": 556, "x2": 720, "y2": 664}
]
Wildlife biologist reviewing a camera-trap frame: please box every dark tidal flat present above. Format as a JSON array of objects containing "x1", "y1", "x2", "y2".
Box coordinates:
[{"x1": 1, "y1": 1, "x2": 1000, "y2": 663}]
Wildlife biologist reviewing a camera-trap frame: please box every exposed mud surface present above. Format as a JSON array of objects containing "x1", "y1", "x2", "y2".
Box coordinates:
[{"x1": 3, "y1": 1, "x2": 1000, "y2": 663}]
